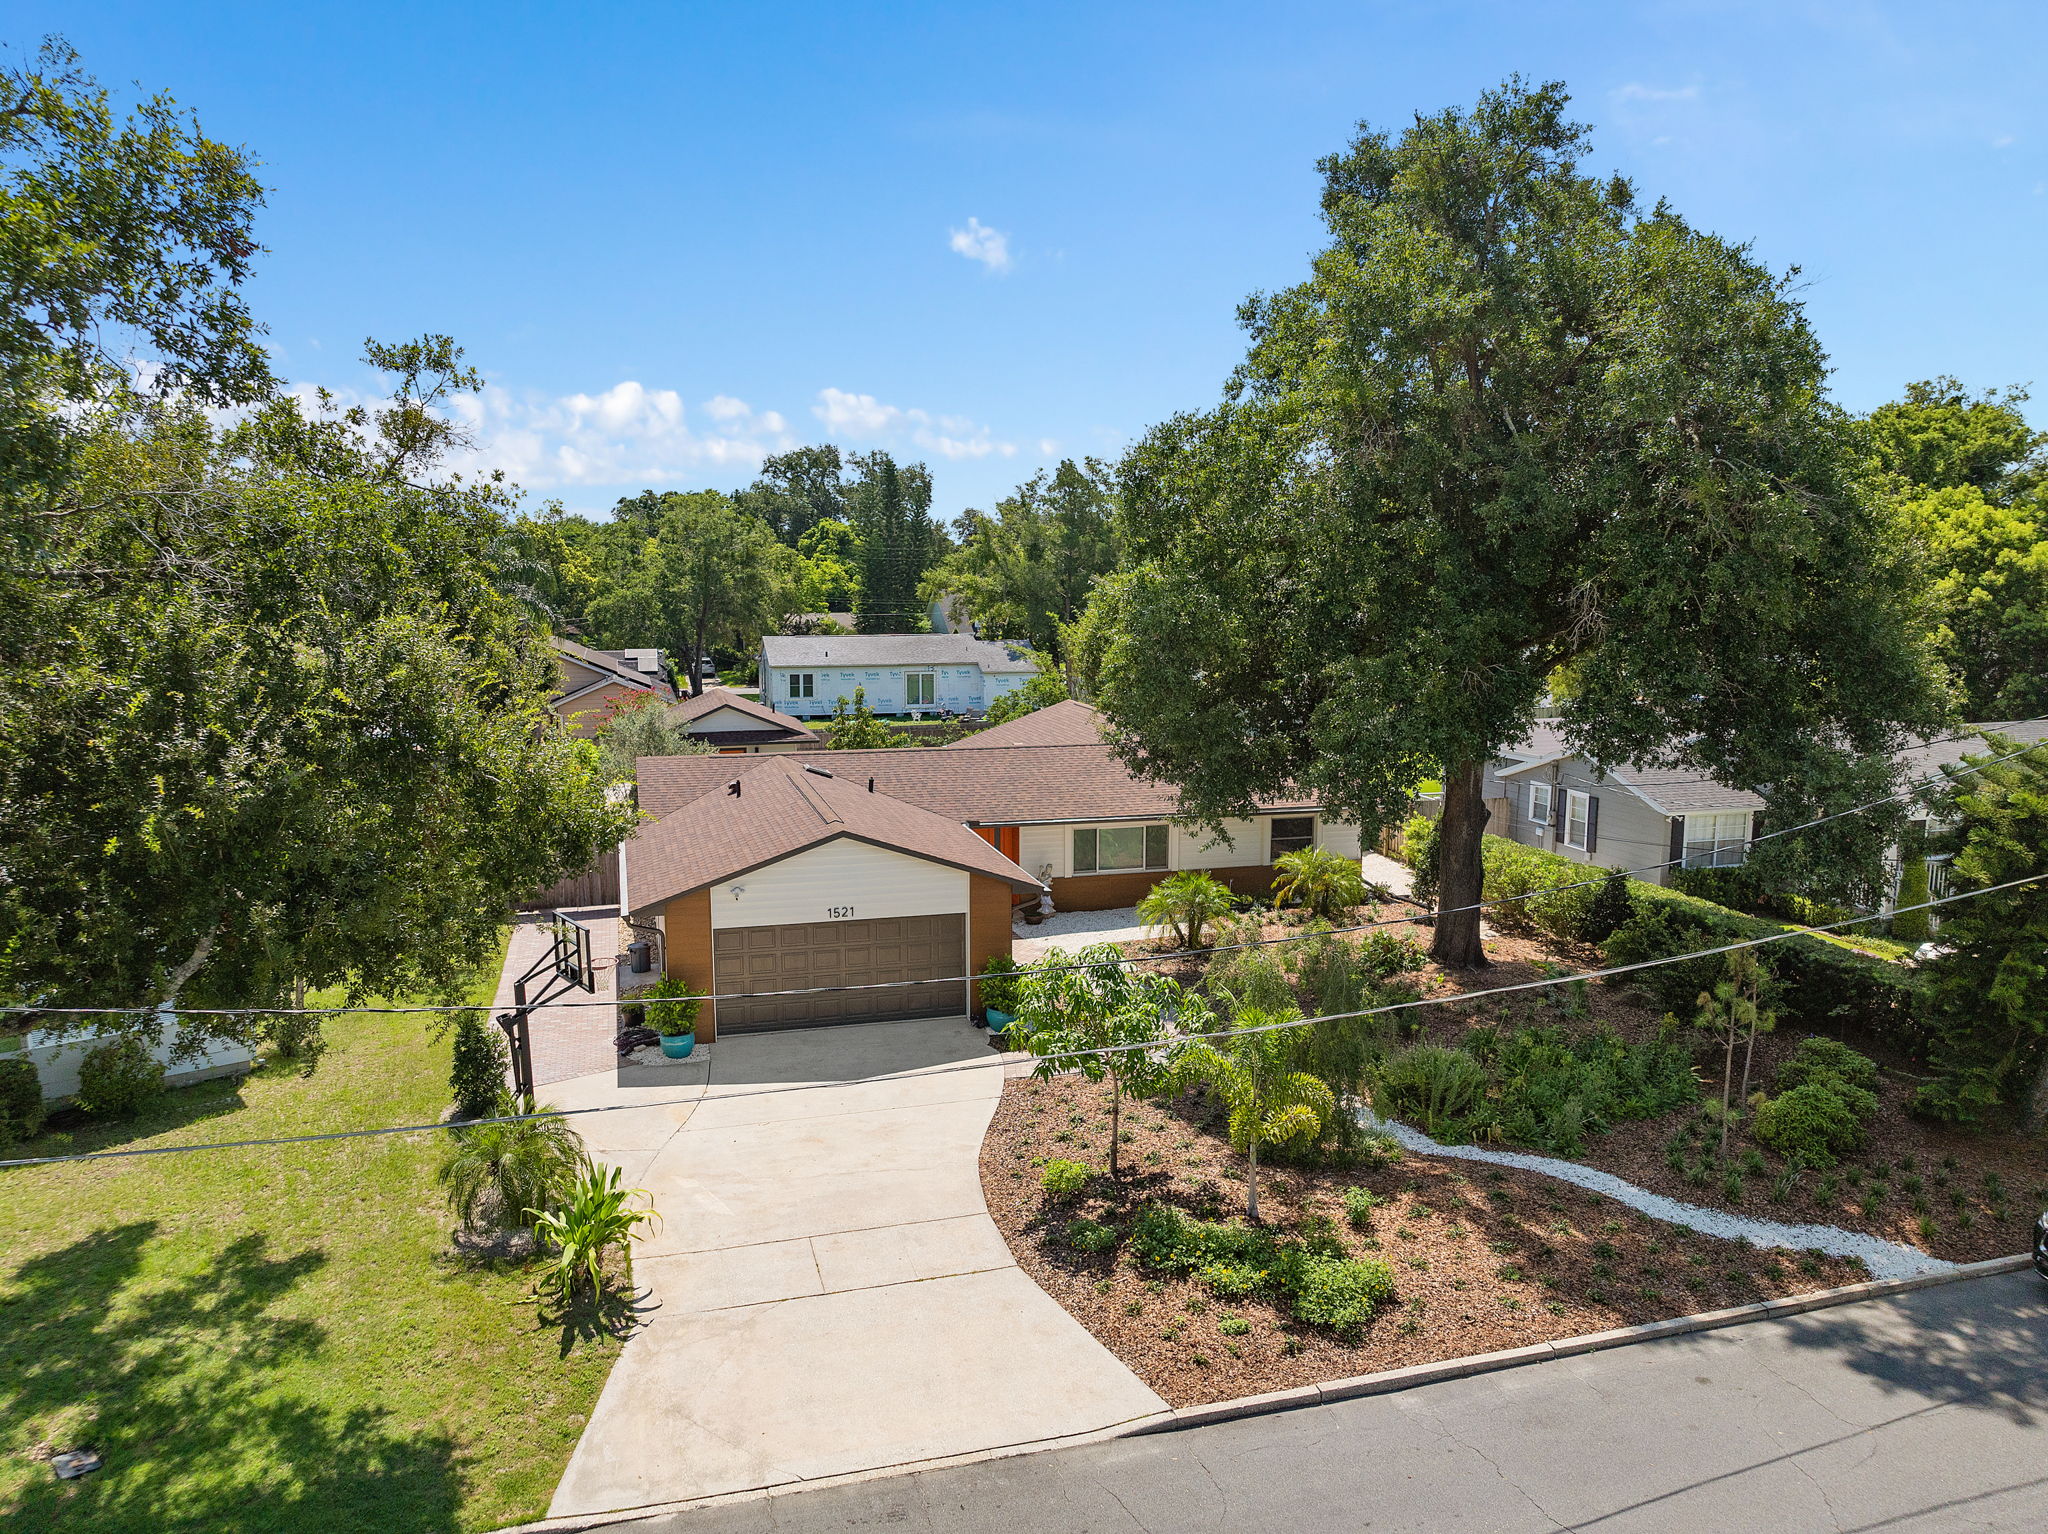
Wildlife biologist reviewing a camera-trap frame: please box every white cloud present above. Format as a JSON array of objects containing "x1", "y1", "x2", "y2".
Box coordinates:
[
  {"x1": 948, "y1": 216, "x2": 1012, "y2": 273},
  {"x1": 440, "y1": 382, "x2": 796, "y2": 488},
  {"x1": 1038, "y1": 437, "x2": 1059, "y2": 456},
  {"x1": 1612, "y1": 82, "x2": 1701, "y2": 104},
  {"x1": 811, "y1": 387, "x2": 1014, "y2": 460}
]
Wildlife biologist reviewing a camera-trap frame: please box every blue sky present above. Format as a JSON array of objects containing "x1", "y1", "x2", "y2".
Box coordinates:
[{"x1": 16, "y1": 2, "x2": 2047, "y2": 521}]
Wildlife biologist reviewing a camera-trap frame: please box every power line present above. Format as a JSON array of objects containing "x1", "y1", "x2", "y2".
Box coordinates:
[
  {"x1": 1, "y1": 872, "x2": 2035, "y2": 1172},
  {"x1": 8, "y1": 734, "x2": 2040, "y2": 1022}
]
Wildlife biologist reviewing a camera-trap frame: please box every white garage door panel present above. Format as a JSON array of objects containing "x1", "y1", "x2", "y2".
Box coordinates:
[{"x1": 710, "y1": 838, "x2": 970, "y2": 930}]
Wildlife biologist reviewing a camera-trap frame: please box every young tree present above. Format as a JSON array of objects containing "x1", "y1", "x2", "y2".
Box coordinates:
[
  {"x1": 1693, "y1": 949, "x2": 1773, "y2": 1159},
  {"x1": 1914, "y1": 738, "x2": 2048, "y2": 1127},
  {"x1": 927, "y1": 459, "x2": 1120, "y2": 655},
  {"x1": 1172, "y1": 1008, "x2": 1334, "y2": 1219},
  {"x1": 584, "y1": 491, "x2": 797, "y2": 696},
  {"x1": 1018, "y1": 946, "x2": 1185, "y2": 1179},
  {"x1": 822, "y1": 685, "x2": 908, "y2": 749},
  {"x1": 1091, "y1": 80, "x2": 1946, "y2": 968},
  {"x1": 1135, "y1": 871, "x2": 1238, "y2": 951},
  {"x1": 592, "y1": 693, "x2": 711, "y2": 782}
]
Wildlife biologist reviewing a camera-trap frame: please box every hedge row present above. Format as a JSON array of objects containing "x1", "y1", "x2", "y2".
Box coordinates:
[{"x1": 1423, "y1": 828, "x2": 1923, "y2": 1050}]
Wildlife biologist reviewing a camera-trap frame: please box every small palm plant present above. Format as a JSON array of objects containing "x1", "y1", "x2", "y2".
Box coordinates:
[
  {"x1": 1136, "y1": 870, "x2": 1238, "y2": 951},
  {"x1": 1271, "y1": 845, "x2": 1368, "y2": 922},
  {"x1": 530, "y1": 1162, "x2": 661, "y2": 1302},
  {"x1": 1172, "y1": 1007, "x2": 1335, "y2": 1220},
  {"x1": 437, "y1": 1097, "x2": 587, "y2": 1233}
]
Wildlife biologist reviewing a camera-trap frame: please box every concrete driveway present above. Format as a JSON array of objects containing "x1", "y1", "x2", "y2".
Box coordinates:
[{"x1": 543, "y1": 1017, "x2": 1168, "y2": 1520}]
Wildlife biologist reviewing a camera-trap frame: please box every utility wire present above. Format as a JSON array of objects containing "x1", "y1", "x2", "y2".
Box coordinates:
[
  {"x1": 7, "y1": 734, "x2": 2039, "y2": 1022},
  {"x1": 1, "y1": 873, "x2": 2034, "y2": 1172}
]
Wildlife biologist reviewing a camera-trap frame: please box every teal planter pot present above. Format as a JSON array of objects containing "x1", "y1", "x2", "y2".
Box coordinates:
[
  {"x1": 660, "y1": 1033, "x2": 696, "y2": 1059},
  {"x1": 985, "y1": 1009, "x2": 1016, "y2": 1035}
]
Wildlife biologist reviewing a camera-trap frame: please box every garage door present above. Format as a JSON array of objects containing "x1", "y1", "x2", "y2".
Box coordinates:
[{"x1": 712, "y1": 914, "x2": 967, "y2": 1032}]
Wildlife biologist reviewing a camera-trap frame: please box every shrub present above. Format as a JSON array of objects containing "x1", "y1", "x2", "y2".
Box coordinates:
[
  {"x1": 1040, "y1": 1159, "x2": 1094, "y2": 1199},
  {"x1": 438, "y1": 1098, "x2": 587, "y2": 1232},
  {"x1": 1584, "y1": 868, "x2": 1634, "y2": 943},
  {"x1": 1354, "y1": 1129, "x2": 1404, "y2": 1169},
  {"x1": 1355, "y1": 931, "x2": 1427, "y2": 981},
  {"x1": 1399, "y1": 814, "x2": 1440, "y2": 907},
  {"x1": 1196, "y1": 1261, "x2": 1266, "y2": 1298},
  {"x1": 1371, "y1": 1045, "x2": 1487, "y2": 1134},
  {"x1": 1288, "y1": 1254, "x2": 1397, "y2": 1331},
  {"x1": 1271, "y1": 846, "x2": 1368, "y2": 922},
  {"x1": 1482, "y1": 840, "x2": 1600, "y2": 944},
  {"x1": 1890, "y1": 852, "x2": 1932, "y2": 946},
  {"x1": 266, "y1": 1011, "x2": 328, "y2": 1076},
  {"x1": 1342, "y1": 1186, "x2": 1385, "y2": 1229},
  {"x1": 531, "y1": 1162, "x2": 659, "y2": 1301},
  {"x1": 1138, "y1": 870, "x2": 1239, "y2": 951},
  {"x1": 1753, "y1": 1079, "x2": 1877, "y2": 1169},
  {"x1": 0, "y1": 1056, "x2": 45, "y2": 1146},
  {"x1": 448, "y1": 1015, "x2": 510, "y2": 1122},
  {"x1": 75, "y1": 1035, "x2": 164, "y2": 1119},
  {"x1": 977, "y1": 953, "x2": 1023, "y2": 1015},
  {"x1": 1774, "y1": 1036, "x2": 1879, "y2": 1095},
  {"x1": 1203, "y1": 948, "x2": 1296, "y2": 1012},
  {"x1": 1065, "y1": 1217, "x2": 1119, "y2": 1253},
  {"x1": 639, "y1": 974, "x2": 702, "y2": 1037}
]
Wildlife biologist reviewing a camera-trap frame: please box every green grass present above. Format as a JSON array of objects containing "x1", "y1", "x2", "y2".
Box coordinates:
[{"x1": 0, "y1": 940, "x2": 625, "y2": 1534}]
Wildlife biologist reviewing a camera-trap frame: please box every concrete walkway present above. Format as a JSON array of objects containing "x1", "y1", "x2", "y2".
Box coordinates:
[{"x1": 544, "y1": 1017, "x2": 1167, "y2": 1520}]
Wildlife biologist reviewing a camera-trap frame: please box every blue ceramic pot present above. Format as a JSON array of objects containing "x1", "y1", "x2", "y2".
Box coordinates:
[
  {"x1": 660, "y1": 1033, "x2": 696, "y2": 1059},
  {"x1": 985, "y1": 1009, "x2": 1016, "y2": 1034}
]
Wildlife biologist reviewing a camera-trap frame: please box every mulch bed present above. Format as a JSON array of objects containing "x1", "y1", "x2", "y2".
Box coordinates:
[{"x1": 980, "y1": 1072, "x2": 1871, "y2": 1409}]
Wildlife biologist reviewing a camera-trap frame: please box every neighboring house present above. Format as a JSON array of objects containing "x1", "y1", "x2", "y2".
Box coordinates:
[
  {"x1": 6, "y1": 1013, "x2": 251, "y2": 1103},
  {"x1": 622, "y1": 757, "x2": 1042, "y2": 1037},
  {"x1": 927, "y1": 593, "x2": 971, "y2": 634},
  {"x1": 1483, "y1": 728, "x2": 1763, "y2": 884},
  {"x1": 1888, "y1": 719, "x2": 2048, "y2": 907},
  {"x1": 943, "y1": 697, "x2": 1104, "y2": 750},
  {"x1": 668, "y1": 687, "x2": 822, "y2": 754},
  {"x1": 550, "y1": 638, "x2": 679, "y2": 736},
  {"x1": 758, "y1": 633, "x2": 1037, "y2": 719}
]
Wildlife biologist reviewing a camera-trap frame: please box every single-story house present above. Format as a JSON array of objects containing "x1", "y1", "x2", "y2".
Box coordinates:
[
  {"x1": 757, "y1": 633, "x2": 1036, "y2": 719},
  {"x1": 944, "y1": 697, "x2": 1104, "y2": 750},
  {"x1": 622, "y1": 757, "x2": 1043, "y2": 1038},
  {"x1": 1482, "y1": 726, "x2": 1764, "y2": 883},
  {"x1": 669, "y1": 687, "x2": 822, "y2": 754},
  {"x1": 1888, "y1": 718, "x2": 2048, "y2": 906},
  {"x1": 550, "y1": 638, "x2": 679, "y2": 736}
]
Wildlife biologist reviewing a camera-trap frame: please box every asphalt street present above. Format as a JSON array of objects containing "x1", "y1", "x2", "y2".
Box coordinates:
[{"x1": 604, "y1": 1268, "x2": 2048, "y2": 1534}]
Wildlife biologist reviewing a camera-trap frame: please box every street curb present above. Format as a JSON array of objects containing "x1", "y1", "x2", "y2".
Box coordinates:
[
  {"x1": 1116, "y1": 1252, "x2": 2033, "y2": 1438},
  {"x1": 493, "y1": 1253, "x2": 2033, "y2": 1531}
]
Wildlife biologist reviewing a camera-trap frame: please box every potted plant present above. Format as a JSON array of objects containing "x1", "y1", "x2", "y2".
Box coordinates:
[
  {"x1": 640, "y1": 976, "x2": 701, "y2": 1058},
  {"x1": 978, "y1": 954, "x2": 1023, "y2": 1037}
]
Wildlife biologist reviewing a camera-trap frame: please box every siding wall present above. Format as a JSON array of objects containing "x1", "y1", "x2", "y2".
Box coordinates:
[
  {"x1": 1495, "y1": 758, "x2": 1678, "y2": 887},
  {"x1": 556, "y1": 680, "x2": 646, "y2": 737},
  {"x1": 659, "y1": 887, "x2": 717, "y2": 1039},
  {"x1": 706, "y1": 839, "x2": 969, "y2": 929},
  {"x1": 968, "y1": 875, "x2": 1015, "y2": 1010},
  {"x1": 1008, "y1": 812, "x2": 1365, "y2": 911},
  {"x1": 763, "y1": 664, "x2": 1030, "y2": 719}
]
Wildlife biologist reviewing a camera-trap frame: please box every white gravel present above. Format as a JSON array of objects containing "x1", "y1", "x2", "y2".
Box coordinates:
[
  {"x1": 1360, "y1": 1111, "x2": 1955, "y2": 1282},
  {"x1": 1011, "y1": 906, "x2": 1156, "y2": 962}
]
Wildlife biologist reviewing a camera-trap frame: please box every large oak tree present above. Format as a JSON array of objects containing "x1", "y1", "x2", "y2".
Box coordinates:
[{"x1": 1090, "y1": 80, "x2": 1947, "y2": 966}]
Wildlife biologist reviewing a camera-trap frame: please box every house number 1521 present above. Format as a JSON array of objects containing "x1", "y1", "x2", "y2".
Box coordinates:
[{"x1": 827, "y1": 906, "x2": 854, "y2": 919}]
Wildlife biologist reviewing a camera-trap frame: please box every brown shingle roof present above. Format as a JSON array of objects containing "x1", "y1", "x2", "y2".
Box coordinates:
[
  {"x1": 626, "y1": 757, "x2": 1042, "y2": 912},
  {"x1": 668, "y1": 687, "x2": 820, "y2": 743},
  {"x1": 943, "y1": 699, "x2": 1106, "y2": 750},
  {"x1": 636, "y1": 742, "x2": 1328, "y2": 826}
]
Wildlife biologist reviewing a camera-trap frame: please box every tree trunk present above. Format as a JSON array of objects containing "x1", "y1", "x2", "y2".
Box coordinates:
[
  {"x1": 2023, "y1": 1047, "x2": 2048, "y2": 1133},
  {"x1": 1246, "y1": 1136, "x2": 1261, "y2": 1222},
  {"x1": 1720, "y1": 1024, "x2": 1736, "y2": 1161},
  {"x1": 1108, "y1": 1080, "x2": 1122, "y2": 1179},
  {"x1": 688, "y1": 615, "x2": 707, "y2": 697},
  {"x1": 1430, "y1": 758, "x2": 1489, "y2": 968}
]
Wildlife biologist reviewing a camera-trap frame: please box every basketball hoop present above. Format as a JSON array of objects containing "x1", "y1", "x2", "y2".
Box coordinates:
[{"x1": 499, "y1": 910, "x2": 597, "y2": 1100}]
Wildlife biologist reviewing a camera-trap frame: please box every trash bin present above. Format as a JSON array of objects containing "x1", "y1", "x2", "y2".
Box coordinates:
[{"x1": 627, "y1": 940, "x2": 652, "y2": 974}]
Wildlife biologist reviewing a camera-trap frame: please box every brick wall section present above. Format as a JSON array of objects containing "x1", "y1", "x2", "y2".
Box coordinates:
[
  {"x1": 660, "y1": 888, "x2": 718, "y2": 1040},
  {"x1": 1050, "y1": 863, "x2": 1279, "y2": 912},
  {"x1": 968, "y1": 875, "x2": 1015, "y2": 1012}
]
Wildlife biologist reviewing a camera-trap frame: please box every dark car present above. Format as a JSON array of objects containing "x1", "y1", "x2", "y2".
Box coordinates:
[{"x1": 2035, "y1": 1210, "x2": 2048, "y2": 1279}]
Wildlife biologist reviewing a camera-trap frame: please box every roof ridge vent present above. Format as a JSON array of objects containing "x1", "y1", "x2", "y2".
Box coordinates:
[{"x1": 802, "y1": 764, "x2": 834, "y2": 778}]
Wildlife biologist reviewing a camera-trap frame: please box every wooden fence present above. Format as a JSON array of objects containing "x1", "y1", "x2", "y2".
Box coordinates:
[{"x1": 518, "y1": 849, "x2": 621, "y2": 911}]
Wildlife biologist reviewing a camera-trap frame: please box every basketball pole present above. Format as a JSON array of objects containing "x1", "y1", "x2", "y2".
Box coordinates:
[{"x1": 496, "y1": 912, "x2": 593, "y2": 1104}]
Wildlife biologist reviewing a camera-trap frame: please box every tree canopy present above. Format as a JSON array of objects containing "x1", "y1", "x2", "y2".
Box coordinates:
[
  {"x1": 926, "y1": 458, "x2": 1119, "y2": 655},
  {"x1": 1089, "y1": 78, "x2": 1948, "y2": 964}
]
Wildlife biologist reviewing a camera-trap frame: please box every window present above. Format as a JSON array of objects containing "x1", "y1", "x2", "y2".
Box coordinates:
[
  {"x1": 1682, "y1": 811, "x2": 1750, "y2": 869},
  {"x1": 1072, "y1": 823, "x2": 1169, "y2": 874},
  {"x1": 906, "y1": 672, "x2": 936, "y2": 707},
  {"x1": 1269, "y1": 816, "x2": 1315, "y2": 859},
  {"x1": 1563, "y1": 791, "x2": 1591, "y2": 850},
  {"x1": 788, "y1": 672, "x2": 815, "y2": 699},
  {"x1": 1526, "y1": 781, "x2": 1554, "y2": 834}
]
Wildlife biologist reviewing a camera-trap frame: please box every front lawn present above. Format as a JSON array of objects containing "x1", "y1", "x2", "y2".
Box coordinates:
[{"x1": 0, "y1": 947, "x2": 624, "y2": 1534}]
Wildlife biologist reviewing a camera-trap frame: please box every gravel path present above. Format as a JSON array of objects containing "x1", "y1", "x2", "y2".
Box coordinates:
[
  {"x1": 1012, "y1": 906, "x2": 1153, "y2": 963},
  {"x1": 1360, "y1": 1111, "x2": 1954, "y2": 1281}
]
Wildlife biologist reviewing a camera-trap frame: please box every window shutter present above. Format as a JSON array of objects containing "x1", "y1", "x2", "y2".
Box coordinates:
[
  {"x1": 1585, "y1": 795, "x2": 1599, "y2": 855},
  {"x1": 1668, "y1": 817, "x2": 1685, "y2": 868}
]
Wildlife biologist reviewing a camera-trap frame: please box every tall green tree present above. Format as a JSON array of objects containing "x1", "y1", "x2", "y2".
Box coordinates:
[
  {"x1": 733, "y1": 444, "x2": 849, "y2": 546},
  {"x1": 927, "y1": 459, "x2": 1120, "y2": 654},
  {"x1": 846, "y1": 450, "x2": 942, "y2": 632},
  {"x1": 1913, "y1": 737, "x2": 2048, "y2": 1127},
  {"x1": 1091, "y1": 79, "x2": 1947, "y2": 966},
  {"x1": 585, "y1": 491, "x2": 797, "y2": 695},
  {"x1": 1862, "y1": 380, "x2": 2048, "y2": 719}
]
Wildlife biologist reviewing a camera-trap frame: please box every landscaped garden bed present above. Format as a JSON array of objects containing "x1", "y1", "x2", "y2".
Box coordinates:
[{"x1": 980, "y1": 1071, "x2": 1870, "y2": 1409}]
